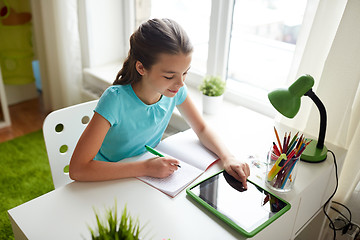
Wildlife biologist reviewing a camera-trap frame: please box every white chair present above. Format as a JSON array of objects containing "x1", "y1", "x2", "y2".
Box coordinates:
[{"x1": 42, "y1": 100, "x2": 98, "y2": 189}]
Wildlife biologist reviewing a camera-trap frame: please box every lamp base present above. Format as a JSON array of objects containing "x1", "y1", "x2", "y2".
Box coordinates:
[{"x1": 300, "y1": 139, "x2": 327, "y2": 163}]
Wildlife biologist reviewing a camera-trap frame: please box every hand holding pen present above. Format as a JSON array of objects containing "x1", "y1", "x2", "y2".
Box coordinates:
[
  {"x1": 145, "y1": 145, "x2": 181, "y2": 168},
  {"x1": 142, "y1": 145, "x2": 181, "y2": 178}
]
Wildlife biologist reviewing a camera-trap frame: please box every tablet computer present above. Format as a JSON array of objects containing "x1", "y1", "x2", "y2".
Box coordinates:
[{"x1": 186, "y1": 170, "x2": 291, "y2": 237}]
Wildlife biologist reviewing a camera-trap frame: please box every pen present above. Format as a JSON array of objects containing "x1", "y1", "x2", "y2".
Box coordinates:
[
  {"x1": 145, "y1": 145, "x2": 164, "y2": 157},
  {"x1": 144, "y1": 145, "x2": 181, "y2": 168}
]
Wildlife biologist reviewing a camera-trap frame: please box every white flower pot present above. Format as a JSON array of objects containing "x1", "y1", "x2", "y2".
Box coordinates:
[{"x1": 202, "y1": 94, "x2": 223, "y2": 115}]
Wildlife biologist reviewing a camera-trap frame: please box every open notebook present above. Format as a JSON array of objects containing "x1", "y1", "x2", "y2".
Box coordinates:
[{"x1": 137, "y1": 130, "x2": 219, "y2": 197}]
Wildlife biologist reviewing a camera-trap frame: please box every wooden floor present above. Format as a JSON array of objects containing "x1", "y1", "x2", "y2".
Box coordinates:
[{"x1": 0, "y1": 96, "x2": 49, "y2": 143}]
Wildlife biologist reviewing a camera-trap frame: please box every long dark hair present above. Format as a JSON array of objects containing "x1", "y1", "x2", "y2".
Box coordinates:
[{"x1": 113, "y1": 18, "x2": 193, "y2": 85}]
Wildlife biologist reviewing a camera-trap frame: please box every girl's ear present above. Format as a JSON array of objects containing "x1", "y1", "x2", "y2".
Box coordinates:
[{"x1": 135, "y1": 61, "x2": 145, "y2": 76}]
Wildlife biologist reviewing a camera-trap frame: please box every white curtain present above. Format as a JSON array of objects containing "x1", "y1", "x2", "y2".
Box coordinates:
[
  {"x1": 280, "y1": 0, "x2": 360, "y2": 204},
  {"x1": 31, "y1": 0, "x2": 82, "y2": 111}
]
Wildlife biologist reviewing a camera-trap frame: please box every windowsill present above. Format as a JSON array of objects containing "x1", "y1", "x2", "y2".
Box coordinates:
[
  {"x1": 81, "y1": 64, "x2": 274, "y2": 132},
  {"x1": 224, "y1": 80, "x2": 277, "y2": 118},
  {"x1": 83, "y1": 61, "x2": 276, "y2": 118},
  {"x1": 82, "y1": 61, "x2": 122, "y2": 98}
]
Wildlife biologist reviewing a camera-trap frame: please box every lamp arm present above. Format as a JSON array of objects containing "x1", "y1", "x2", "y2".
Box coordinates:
[{"x1": 304, "y1": 89, "x2": 327, "y2": 149}]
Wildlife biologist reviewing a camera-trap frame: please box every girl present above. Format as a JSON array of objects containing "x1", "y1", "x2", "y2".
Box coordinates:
[{"x1": 69, "y1": 18, "x2": 250, "y2": 188}]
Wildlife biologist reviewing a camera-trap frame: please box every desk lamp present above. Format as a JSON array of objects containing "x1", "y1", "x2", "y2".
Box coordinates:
[{"x1": 268, "y1": 75, "x2": 327, "y2": 163}]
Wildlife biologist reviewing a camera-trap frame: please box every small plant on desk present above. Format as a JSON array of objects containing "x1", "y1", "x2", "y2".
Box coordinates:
[
  {"x1": 89, "y1": 201, "x2": 141, "y2": 240},
  {"x1": 198, "y1": 75, "x2": 226, "y2": 115},
  {"x1": 198, "y1": 75, "x2": 226, "y2": 97}
]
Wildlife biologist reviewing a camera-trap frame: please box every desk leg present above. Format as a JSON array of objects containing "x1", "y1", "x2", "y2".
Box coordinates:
[
  {"x1": 7, "y1": 212, "x2": 28, "y2": 240},
  {"x1": 317, "y1": 203, "x2": 332, "y2": 240}
]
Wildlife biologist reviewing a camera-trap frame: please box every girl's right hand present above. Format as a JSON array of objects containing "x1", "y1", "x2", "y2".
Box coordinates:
[{"x1": 144, "y1": 157, "x2": 180, "y2": 178}]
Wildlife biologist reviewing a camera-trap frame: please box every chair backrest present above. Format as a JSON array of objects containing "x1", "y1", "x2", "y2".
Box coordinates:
[{"x1": 42, "y1": 100, "x2": 99, "y2": 189}]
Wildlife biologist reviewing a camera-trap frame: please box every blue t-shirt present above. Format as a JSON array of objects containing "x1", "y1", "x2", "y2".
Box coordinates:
[{"x1": 94, "y1": 84, "x2": 187, "y2": 162}]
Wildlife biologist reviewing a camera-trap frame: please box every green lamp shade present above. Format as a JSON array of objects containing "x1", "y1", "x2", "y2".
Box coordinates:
[
  {"x1": 268, "y1": 90, "x2": 300, "y2": 118},
  {"x1": 268, "y1": 75, "x2": 314, "y2": 118}
]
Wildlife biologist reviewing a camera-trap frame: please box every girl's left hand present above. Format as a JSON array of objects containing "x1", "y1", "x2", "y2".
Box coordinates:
[{"x1": 223, "y1": 157, "x2": 250, "y2": 189}]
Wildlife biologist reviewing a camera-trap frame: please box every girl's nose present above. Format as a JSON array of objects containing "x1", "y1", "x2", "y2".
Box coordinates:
[{"x1": 176, "y1": 76, "x2": 185, "y2": 87}]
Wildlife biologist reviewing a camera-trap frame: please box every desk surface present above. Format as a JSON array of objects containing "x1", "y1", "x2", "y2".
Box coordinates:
[
  {"x1": 8, "y1": 164, "x2": 295, "y2": 240},
  {"x1": 8, "y1": 105, "x2": 347, "y2": 240}
]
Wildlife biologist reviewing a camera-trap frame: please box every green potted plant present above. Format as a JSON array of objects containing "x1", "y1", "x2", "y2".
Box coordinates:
[
  {"x1": 199, "y1": 75, "x2": 226, "y2": 114},
  {"x1": 88, "y1": 201, "x2": 142, "y2": 240}
]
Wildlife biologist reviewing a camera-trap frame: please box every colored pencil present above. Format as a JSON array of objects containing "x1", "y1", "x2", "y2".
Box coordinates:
[
  {"x1": 287, "y1": 149, "x2": 296, "y2": 160},
  {"x1": 282, "y1": 133, "x2": 287, "y2": 153},
  {"x1": 287, "y1": 132, "x2": 298, "y2": 153},
  {"x1": 273, "y1": 142, "x2": 280, "y2": 156},
  {"x1": 296, "y1": 134, "x2": 303, "y2": 149},
  {"x1": 281, "y1": 160, "x2": 298, "y2": 189},
  {"x1": 274, "y1": 127, "x2": 283, "y2": 153},
  {"x1": 287, "y1": 133, "x2": 291, "y2": 150},
  {"x1": 297, "y1": 144, "x2": 308, "y2": 157},
  {"x1": 286, "y1": 139, "x2": 298, "y2": 155}
]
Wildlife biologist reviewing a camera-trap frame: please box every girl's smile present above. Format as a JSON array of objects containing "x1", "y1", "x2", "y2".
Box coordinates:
[{"x1": 168, "y1": 88, "x2": 179, "y2": 94}]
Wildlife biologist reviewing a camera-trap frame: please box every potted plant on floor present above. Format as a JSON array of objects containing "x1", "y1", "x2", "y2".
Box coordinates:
[{"x1": 199, "y1": 75, "x2": 226, "y2": 115}]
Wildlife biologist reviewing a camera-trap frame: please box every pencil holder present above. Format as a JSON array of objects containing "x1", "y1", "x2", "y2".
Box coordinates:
[{"x1": 265, "y1": 150, "x2": 300, "y2": 192}]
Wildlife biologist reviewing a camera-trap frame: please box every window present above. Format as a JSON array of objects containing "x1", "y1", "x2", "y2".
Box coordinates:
[{"x1": 227, "y1": 0, "x2": 307, "y2": 112}]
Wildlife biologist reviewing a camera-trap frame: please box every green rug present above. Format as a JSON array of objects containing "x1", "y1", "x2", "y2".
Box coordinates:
[{"x1": 0, "y1": 130, "x2": 54, "y2": 240}]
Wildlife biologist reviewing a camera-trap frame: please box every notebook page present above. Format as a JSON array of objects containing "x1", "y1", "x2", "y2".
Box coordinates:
[
  {"x1": 157, "y1": 130, "x2": 218, "y2": 171},
  {"x1": 138, "y1": 154, "x2": 203, "y2": 197}
]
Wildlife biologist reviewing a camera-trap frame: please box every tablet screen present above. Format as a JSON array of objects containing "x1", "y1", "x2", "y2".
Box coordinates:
[{"x1": 187, "y1": 171, "x2": 290, "y2": 237}]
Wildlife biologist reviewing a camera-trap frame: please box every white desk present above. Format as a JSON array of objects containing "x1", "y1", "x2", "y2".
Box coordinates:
[{"x1": 8, "y1": 105, "x2": 347, "y2": 240}]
